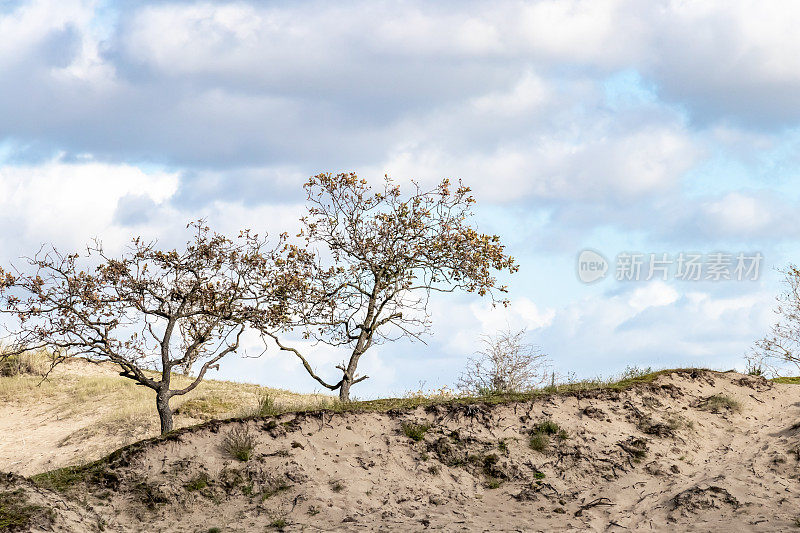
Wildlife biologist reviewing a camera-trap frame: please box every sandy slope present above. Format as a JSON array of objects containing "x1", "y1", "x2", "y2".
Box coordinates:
[
  {"x1": 5, "y1": 370, "x2": 800, "y2": 532},
  {"x1": 0, "y1": 359, "x2": 328, "y2": 476}
]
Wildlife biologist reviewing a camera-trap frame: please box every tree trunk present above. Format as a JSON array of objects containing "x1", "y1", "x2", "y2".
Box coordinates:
[
  {"x1": 339, "y1": 348, "x2": 365, "y2": 402},
  {"x1": 156, "y1": 389, "x2": 173, "y2": 434},
  {"x1": 339, "y1": 379, "x2": 351, "y2": 402}
]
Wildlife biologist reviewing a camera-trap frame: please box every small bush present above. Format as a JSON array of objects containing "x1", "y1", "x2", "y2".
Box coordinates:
[
  {"x1": 699, "y1": 394, "x2": 741, "y2": 413},
  {"x1": 530, "y1": 419, "x2": 566, "y2": 452},
  {"x1": 745, "y1": 356, "x2": 765, "y2": 376},
  {"x1": 401, "y1": 422, "x2": 430, "y2": 442},
  {"x1": 535, "y1": 420, "x2": 561, "y2": 436},
  {"x1": 0, "y1": 351, "x2": 50, "y2": 377},
  {"x1": 222, "y1": 425, "x2": 256, "y2": 461},
  {"x1": 185, "y1": 473, "x2": 210, "y2": 492},
  {"x1": 457, "y1": 329, "x2": 549, "y2": 395},
  {"x1": 254, "y1": 393, "x2": 280, "y2": 417},
  {"x1": 485, "y1": 476, "x2": 501, "y2": 489},
  {"x1": 330, "y1": 480, "x2": 344, "y2": 493},
  {"x1": 269, "y1": 518, "x2": 287, "y2": 529},
  {"x1": 529, "y1": 433, "x2": 549, "y2": 452}
]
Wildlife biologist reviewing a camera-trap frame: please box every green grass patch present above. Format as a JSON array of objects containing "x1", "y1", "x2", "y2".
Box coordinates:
[
  {"x1": 0, "y1": 489, "x2": 52, "y2": 530},
  {"x1": 529, "y1": 419, "x2": 567, "y2": 453},
  {"x1": 773, "y1": 376, "x2": 800, "y2": 384},
  {"x1": 185, "y1": 473, "x2": 210, "y2": 492},
  {"x1": 29, "y1": 461, "x2": 111, "y2": 494},
  {"x1": 401, "y1": 422, "x2": 430, "y2": 442},
  {"x1": 498, "y1": 439, "x2": 509, "y2": 454},
  {"x1": 699, "y1": 394, "x2": 741, "y2": 413},
  {"x1": 175, "y1": 396, "x2": 238, "y2": 420},
  {"x1": 529, "y1": 433, "x2": 549, "y2": 453}
]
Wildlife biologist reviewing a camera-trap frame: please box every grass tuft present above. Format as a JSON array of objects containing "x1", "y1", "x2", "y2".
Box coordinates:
[
  {"x1": 253, "y1": 393, "x2": 280, "y2": 417},
  {"x1": 175, "y1": 397, "x2": 238, "y2": 421},
  {"x1": 222, "y1": 425, "x2": 256, "y2": 461},
  {"x1": 529, "y1": 433, "x2": 549, "y2": 453},
  {"x1": 699, "y1": 394, "x2": 741, "y2": 413},
  {"x1": 401, "y1": 422, "x2": 430, "y2": 442},
  {"x1": 185, "y1": 473, "x2": 210, "y2": 492},
  {"x1": 485, "y1": 476, "x2": 502, "y2": 489},
  {"x1": 530, "y1": 419, "x2": 567, "y2": 452},
  {"x1": 0, "y1": 349, "x2": 52, "y2": 377}
]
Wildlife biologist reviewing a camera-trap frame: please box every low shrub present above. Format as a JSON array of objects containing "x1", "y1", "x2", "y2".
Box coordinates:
[
  {"x1": 0, "y1": 351, "x2": 50, "y2": 377},
  {"x1": 401, "y1": 422, "x2": 430, "y2": 442},
  {"x1": 699, "y1": 395, "x2": 741, "y2": 413},
  {"x1": 222, "y1": 425, "x2": 256, "y2": 461}
]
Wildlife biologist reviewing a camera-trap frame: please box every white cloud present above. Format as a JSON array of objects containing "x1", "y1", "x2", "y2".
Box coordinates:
[
  {"x1": 111, "y1": 0, "x2": 800, "y2": 127},
  {"x1": 374, "y1": 122, "x2": 700, "y2": 204},
  {"x1": 536, "y1": 282, "x2": 775, "y2": 373},
  {"x1": 628, "y1": 282, "x2": 679, "y2": 311},
  {"x1": 0, "y1": 158, "x2": 179, "y2": 255}
]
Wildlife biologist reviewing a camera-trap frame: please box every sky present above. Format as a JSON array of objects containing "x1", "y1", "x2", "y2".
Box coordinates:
[{"x1": 1, "y1": 0, "x2": 799, "y2": 397}]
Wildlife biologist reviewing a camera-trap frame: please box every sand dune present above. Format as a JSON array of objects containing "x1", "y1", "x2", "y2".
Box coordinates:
[{"x1": 3, "y1": 369, "x2": 800, "y2": 531}]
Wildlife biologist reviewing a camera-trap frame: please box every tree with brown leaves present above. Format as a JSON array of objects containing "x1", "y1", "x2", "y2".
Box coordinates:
[
  {"x1": 0, "y1": 222, "x2": 310, "y2": 434},
  {"x1": 265, "y1": 173, "x2": 518, "y2": 402}
]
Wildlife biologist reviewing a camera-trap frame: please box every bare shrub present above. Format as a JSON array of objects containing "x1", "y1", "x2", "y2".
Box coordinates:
[
  {"x1": 457, "y1": 329, "x2": 548, "y2": 395},
  {"x1": 753, "y1": 265, "x2": 800, "y2": 376}
]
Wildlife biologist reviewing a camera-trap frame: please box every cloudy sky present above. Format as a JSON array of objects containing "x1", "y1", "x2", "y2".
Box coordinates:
[{"x1": 1, "y1": 0, "x2": 798, "y2": 396}]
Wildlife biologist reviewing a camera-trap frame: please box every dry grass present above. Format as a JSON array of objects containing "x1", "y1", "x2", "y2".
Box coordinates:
[
  {"x1": 0, "y1": 356, "x2": 331, "y2": 463},
  {"x1": 0, "y1": 350, "x2": 53, "y2": 377}
]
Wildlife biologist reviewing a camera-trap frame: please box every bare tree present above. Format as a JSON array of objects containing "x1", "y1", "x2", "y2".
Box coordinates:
[
  {"x1": 0, "y1": 222, "x2": 308, "y2": 434},
  {"x1": 754, "y1": 264, "x2": 800, "y2": 373},
  {"x1": 265, "y1": 173, "x2": 518, "y2": 402},
  {"x1": 457, "y1": 329, "x2": 548, "y2": 395}
]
